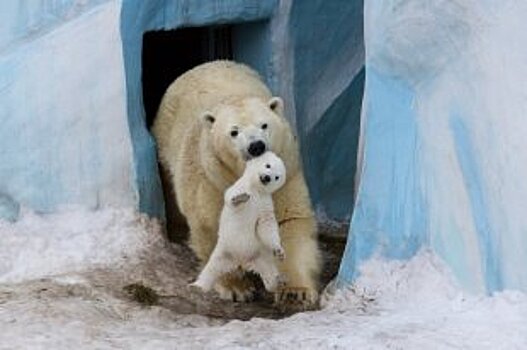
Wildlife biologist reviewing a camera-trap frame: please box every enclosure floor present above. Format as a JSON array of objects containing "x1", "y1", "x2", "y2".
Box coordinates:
[
  {"x1": 0, "y1": 227, "x2": 346, "y2": 323},
  {"x1": 1, "y1": 209, "x2": 526, "y2": 349}
]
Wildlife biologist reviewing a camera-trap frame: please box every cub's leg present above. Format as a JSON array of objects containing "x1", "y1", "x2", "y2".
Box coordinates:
[
  {"x1": 256, "y1": 212, "x2": 285, "y2": 260},
  {"x1": 192, "y1": 226, "x2": 257, "y2": 302},
  {"x1": 248, "y1": 254, "x2": 286, "y2": 292},
  {"x1": 191, "y1": 250, "x2": 235, "y2": 292}
]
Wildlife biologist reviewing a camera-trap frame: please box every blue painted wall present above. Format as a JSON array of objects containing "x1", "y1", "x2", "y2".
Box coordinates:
[
  {"x1": 1, "y1": 0, "x2": 365, "y2": 227},
  {"x1": 338, "y1": 0, "x2": 527, "y2": 294},
  {"x1": 289, "y1": 0, "x2": 365, "y2": 223},
  {"x1": 0, "y1": 0, "x2": 107, "y2": 52},
  {"x1": 0, "y1": 1, "x2": 137, "y2": 221},
  {"x1": 338, "y1": 68, "x2": 427, "y2": 284}
]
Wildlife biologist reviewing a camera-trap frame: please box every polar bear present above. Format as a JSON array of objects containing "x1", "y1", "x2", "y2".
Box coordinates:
[
  {"x1": 191, "y1": 152, "x2": 287, "y2": 294},
  {"x1": 152, "y1": 60, "x2": 321, "y2": 306}
]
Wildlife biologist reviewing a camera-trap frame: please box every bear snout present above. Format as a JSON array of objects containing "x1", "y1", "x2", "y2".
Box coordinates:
[
  {"x1": 248, "y1": 140, "x2": 266, "y2": 157},
  {"x1": 260, "y1": 174, "x2": 271, "y2": 185}
]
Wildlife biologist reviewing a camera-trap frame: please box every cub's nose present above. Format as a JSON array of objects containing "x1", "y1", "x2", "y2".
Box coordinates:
[
  {"x1": 248, "y1": 141, "x2": 266, "y2": 157},
  {"x1": 260, "y1": 174, "x2": 271, "y2": 185}
]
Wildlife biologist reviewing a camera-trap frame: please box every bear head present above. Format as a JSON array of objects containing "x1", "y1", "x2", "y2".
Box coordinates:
[
  {"x1": 200, "y1": 96, "x2": 291, "y2": 176},
  {"x1": 245, "y1": 151, "x2": 286, "y2": 194}
]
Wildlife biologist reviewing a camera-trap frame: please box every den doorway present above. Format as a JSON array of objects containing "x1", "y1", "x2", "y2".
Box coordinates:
[
  {"x1": 142, "y1": 25, "x2": 235, "y2": 243},
  {"x1": 142, "y1": 26, "x2": 234, "y2": 129},
  {"x1": 141, "y1": 21, "x2": 349, "y2": 294}
]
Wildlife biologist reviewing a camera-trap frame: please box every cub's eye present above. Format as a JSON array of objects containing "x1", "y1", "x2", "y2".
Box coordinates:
[
  {"x1": 261, "y1": 123, "x2": 268, "y2": 130},
  {"x1": 230, "y1": 130, "x2": 239, "y2": 137},
  {"x1": 266, "y1": 164, "x2": 271, "y2": 169},
  {"x1": 275, "y1": 176, "x2": 280, "y2": 180}
]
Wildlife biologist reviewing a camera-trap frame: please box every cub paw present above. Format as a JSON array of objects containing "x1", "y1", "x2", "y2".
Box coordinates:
[
  {"x1": 231, "y1": 193, "x2": 250, "y2": 206},
  {"x1": 214, "y1": 275, "x2": 257, "y2": 302},
  {"x1": 263, "y1": 274, "x2": 288, "y2": 292},
  {"x1": 188, "y1": 281, "x2": 207, "y2": 292},
  {"x1": 272, "y1": 246, "x2": 286, "y2": 260},
  {"x1": 276, "y1": 275, "x2": 288, "y2": 288}
]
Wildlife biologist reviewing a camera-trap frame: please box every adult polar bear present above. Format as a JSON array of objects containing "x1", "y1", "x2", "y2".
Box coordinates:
[{"x1": 152, "y1": 61, "x2": 321, "y2": 306}]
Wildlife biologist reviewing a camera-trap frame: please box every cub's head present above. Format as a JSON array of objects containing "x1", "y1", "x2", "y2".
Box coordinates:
[
  {"x1": 200, "y1": 96, "x2": 290, "y2": 175},
  {"x1": 246, "y1": 151, "x2": 286, "y2": 194}
]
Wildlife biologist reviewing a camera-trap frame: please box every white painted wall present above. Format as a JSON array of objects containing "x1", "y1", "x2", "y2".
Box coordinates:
[
  {"x1": 0, "y1": 1, "x2": 137, "y2": 220},
  {"x1": 340, "y1": 0, "x2": 527, "y2": 293}
]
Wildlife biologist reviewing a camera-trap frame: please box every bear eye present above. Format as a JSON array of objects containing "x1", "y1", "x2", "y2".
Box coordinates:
[
  {"x1": 266, "y1": 164, "x2": 271, "y2": 169},
  {"x1": 275, "y1": 176, "x2": 279, "y2": 180},
  {"x1": 261, "y1": 123, "x2": 268, "y2": 130},
  {"x1": 230, "y1": 130, "x2": 239, "y2": 137}
]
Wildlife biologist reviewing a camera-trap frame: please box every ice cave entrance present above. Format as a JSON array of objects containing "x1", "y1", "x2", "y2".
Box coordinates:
[
  {"x1": 142, "y1": 26, "x2": 233, "y2": 128},
  {"x1": 141, "y1": 22, "x2": 270, "y2": 242}
]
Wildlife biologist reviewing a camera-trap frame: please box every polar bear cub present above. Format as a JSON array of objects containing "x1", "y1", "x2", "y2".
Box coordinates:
[{"x1": 191, "y1": 151, "x2": 287, "y2": 293}]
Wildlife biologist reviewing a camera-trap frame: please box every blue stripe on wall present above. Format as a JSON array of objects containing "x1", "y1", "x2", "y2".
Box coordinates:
[
  {"x1": 290, "y1": 0, "x2": 364, "y2": 222},
  {"x1": 337, "y1": 67, "x2": 428, "y2": 285},
  {"x1": 304, "y1": 68, "x2": 365, "y2": 221},
  {"x1": 450, "y1": 115, "x2": 503, "y2": 293}
]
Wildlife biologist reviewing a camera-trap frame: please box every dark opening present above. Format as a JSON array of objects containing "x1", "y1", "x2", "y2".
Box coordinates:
[
  {"x1": 142, "y1": 26, "x2": 233, "y2": 128},
  {"x1": 142, "y1": 26, "x2": 234, "y2": 242}
]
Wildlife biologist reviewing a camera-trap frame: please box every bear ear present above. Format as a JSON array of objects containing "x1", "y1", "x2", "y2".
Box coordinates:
[
  {"x1": 201, "y1": 111, "x2": 215, "y2": 128},
  {"x1": 268, "y1": 97, "x2": 284, "y2": 115}
]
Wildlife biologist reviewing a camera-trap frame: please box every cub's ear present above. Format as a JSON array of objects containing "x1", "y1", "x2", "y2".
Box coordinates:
[
  {"x1": 268, "y1": 97, "x2": 284, "y2": 115},
  {"x1": 200, "y1": 111, "x2": 215, "y2": 129}
]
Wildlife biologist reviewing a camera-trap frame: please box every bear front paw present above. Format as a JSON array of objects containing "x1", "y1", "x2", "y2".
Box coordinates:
[
  {"x1": 274, "y1": 287, "x2": 319, "y2": 311},
  {"x1": 273, "y1": 246, "x2": 286, "y2": 260}
]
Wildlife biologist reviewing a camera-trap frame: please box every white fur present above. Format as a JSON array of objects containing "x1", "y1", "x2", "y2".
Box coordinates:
[
  {"x1": 153, "y1": 61, "x2": 321, "y2": 303},
  {"x1": 191, "y1": 152, "x2": 287, "y2": 293}
]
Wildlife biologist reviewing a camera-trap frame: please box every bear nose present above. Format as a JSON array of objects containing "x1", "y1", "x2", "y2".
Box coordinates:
[
  {"x1": 248, "y1": 141, "x2": 266, "y2": 157},
  {"x1": 260, "y1": 174, "x2": 271, "y2": 184}
]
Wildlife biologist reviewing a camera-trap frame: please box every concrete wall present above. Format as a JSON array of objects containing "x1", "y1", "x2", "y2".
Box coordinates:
[
  {"x1": 289, "y1": 0, "x2": 364, "y2": 223},
  {"x1": 0, "y1": 0, "x2": 365, "y2": 226},
  {"x1": 0, "y1": 1, "x2": 135, "y2": 221},
  {"x1": 338, "y1": 0, "x2": 527, "y2": 294}
]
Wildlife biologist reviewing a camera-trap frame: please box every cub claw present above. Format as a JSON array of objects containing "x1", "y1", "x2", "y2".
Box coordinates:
[
  {"x1": 276, "y1": 275, "x2": 287, "y2": 288},
  {"x1": 188, "y1": 281, "x2": 205, "y2": 292},
  {"x1": 273, "y1": 247, "x2": 286, "y2": 260}
]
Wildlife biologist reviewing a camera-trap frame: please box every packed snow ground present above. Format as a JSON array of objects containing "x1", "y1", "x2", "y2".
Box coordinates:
[{"x1": 1, "y1": 208, "x2": 526, "y2": 349}]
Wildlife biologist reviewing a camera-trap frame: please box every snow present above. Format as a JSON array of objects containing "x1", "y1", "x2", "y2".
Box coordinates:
[
  {"x1": 1, "y1": 209, "x2": 526, "y2": 349},
  {"x1": 0, "y1": 207, "x2": 160, "y2": 284}
]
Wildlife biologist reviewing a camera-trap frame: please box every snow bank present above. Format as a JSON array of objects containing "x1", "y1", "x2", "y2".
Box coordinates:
[
  {"x1": 340, "y1": 0, "x2": 527, "y2": 294},
  {"x1": 1, "y1": 210, "x2": 525, "y2": 350},
  {"x1": 0, "y1": 220, "x2": 527, "y2": 350},
  {"x1": 0, "y1": 207, "x2": 162, "y2": 283}
]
